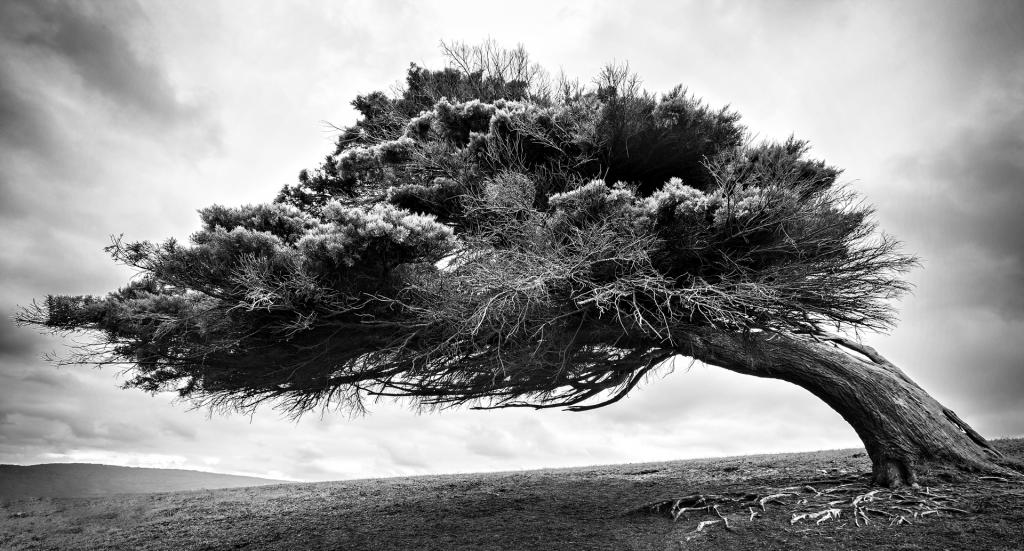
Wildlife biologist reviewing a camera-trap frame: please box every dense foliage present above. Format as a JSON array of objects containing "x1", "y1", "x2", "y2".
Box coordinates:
[{"x1": 21, "y1": 45, "x2": 915, "y2": 415}]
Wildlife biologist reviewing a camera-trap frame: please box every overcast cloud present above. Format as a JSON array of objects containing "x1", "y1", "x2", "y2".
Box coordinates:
[{"x1": 1, "y1": 0, "x2": 1021, "y2": 481}]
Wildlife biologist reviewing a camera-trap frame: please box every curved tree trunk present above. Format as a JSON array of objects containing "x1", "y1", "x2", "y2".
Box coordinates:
[{"x1": 675, "y1": 329, "x2": 1018, "y2": 488}]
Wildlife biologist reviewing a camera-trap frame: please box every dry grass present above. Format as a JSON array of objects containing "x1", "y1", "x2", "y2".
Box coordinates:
[{"x1": 1, "y1": 439, "x2": 1022, "y2": 550}]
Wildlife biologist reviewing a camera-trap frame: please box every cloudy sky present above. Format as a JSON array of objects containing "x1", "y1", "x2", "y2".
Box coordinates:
[{"x1": 1, "y1": 0, "x2": 1022, "y2": 482}]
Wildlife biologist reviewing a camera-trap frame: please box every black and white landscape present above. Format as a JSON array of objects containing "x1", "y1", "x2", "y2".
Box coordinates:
[{"x1": 0, "y1": 1, "x2": 1022, "y2": 549}]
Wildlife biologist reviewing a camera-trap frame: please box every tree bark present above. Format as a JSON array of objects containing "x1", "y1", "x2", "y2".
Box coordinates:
[{"x1": 675, "y1": 329, "x2": 1019, "y2": 488}]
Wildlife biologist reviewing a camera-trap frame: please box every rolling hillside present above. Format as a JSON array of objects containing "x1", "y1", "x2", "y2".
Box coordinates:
[{"x1": 0, "y1": 463, "x2": 287, "y2": 498}]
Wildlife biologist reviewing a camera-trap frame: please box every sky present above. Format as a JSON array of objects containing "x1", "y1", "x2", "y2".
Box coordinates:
[{"x1": 1, "y1": 0, "x2": 1022, "y2": 482}]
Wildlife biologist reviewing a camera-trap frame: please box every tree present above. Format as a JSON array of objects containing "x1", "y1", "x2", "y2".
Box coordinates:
[{"x1": 19, "y1": 42, "x2": 1021, "y2": 488}]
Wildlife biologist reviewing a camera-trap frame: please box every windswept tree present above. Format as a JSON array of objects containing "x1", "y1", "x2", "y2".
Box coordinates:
[{"x1": 20, "y1": 42, "x2": 1021, "y2": 488}]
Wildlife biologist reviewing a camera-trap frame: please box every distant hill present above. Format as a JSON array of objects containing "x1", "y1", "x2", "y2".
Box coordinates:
[{"x1": 0, "y1": 463, "x2": 288, "y2": 498}]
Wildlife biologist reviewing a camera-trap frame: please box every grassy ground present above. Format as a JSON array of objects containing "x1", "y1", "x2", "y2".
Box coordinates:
[{"x1": 1, "y1": 440, "x2": 1021, "y2": 550}]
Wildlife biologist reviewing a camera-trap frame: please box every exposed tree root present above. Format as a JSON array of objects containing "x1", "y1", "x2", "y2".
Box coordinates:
[{"x1": 628, "y1": 473, "x2": 1024, "y2": 535}]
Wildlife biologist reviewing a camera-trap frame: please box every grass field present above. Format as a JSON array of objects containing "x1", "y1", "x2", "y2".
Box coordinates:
[{"x1": 2, "y1": 440, "x2": 1022, "y2": 550}]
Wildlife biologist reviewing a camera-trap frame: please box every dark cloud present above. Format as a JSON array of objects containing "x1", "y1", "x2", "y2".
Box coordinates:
[
  {"x1": 936, "y1": 0, "x2": 1024, "y2": 82},
  {"x1": 0, "y1": 318, "x2": 43, "y2": 361},
  {"x1": 884, "y1": 99, "x2": 1024, "y2": 317},
  {"x1": 0, "y1": 75, "x2": 55, "y2": 155},
  {"x1": 0, "y1": 404, "x2": 97, "y2": 444},
  {"x1": 0, "y1": 0, "x2": 220, "y2": 220},
  {"x1": 958, "y1": 359, "x2": 1024, "y2": 416},
  {"x1": 898, "y1": 317, "x2": 1024, "y2": 416},
  {"x1": 0, "y1": 0, "x2": 199, "y2": 124},
  {"x1": 931, "y1": 112, "x2": 1024, "y2": 261},
  {"x1": 0, "y1": 391, "x2": 166, "y2": 449}
]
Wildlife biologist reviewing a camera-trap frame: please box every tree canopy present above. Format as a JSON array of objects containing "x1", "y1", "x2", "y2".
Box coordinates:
[{"x1": 21, "y1": 43, "x2": 915, "y2": 417}]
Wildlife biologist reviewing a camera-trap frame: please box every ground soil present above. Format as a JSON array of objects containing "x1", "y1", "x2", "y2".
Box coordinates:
[{"x1": 1, "y1": 439, "x2": 1021, "y2": 550}]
